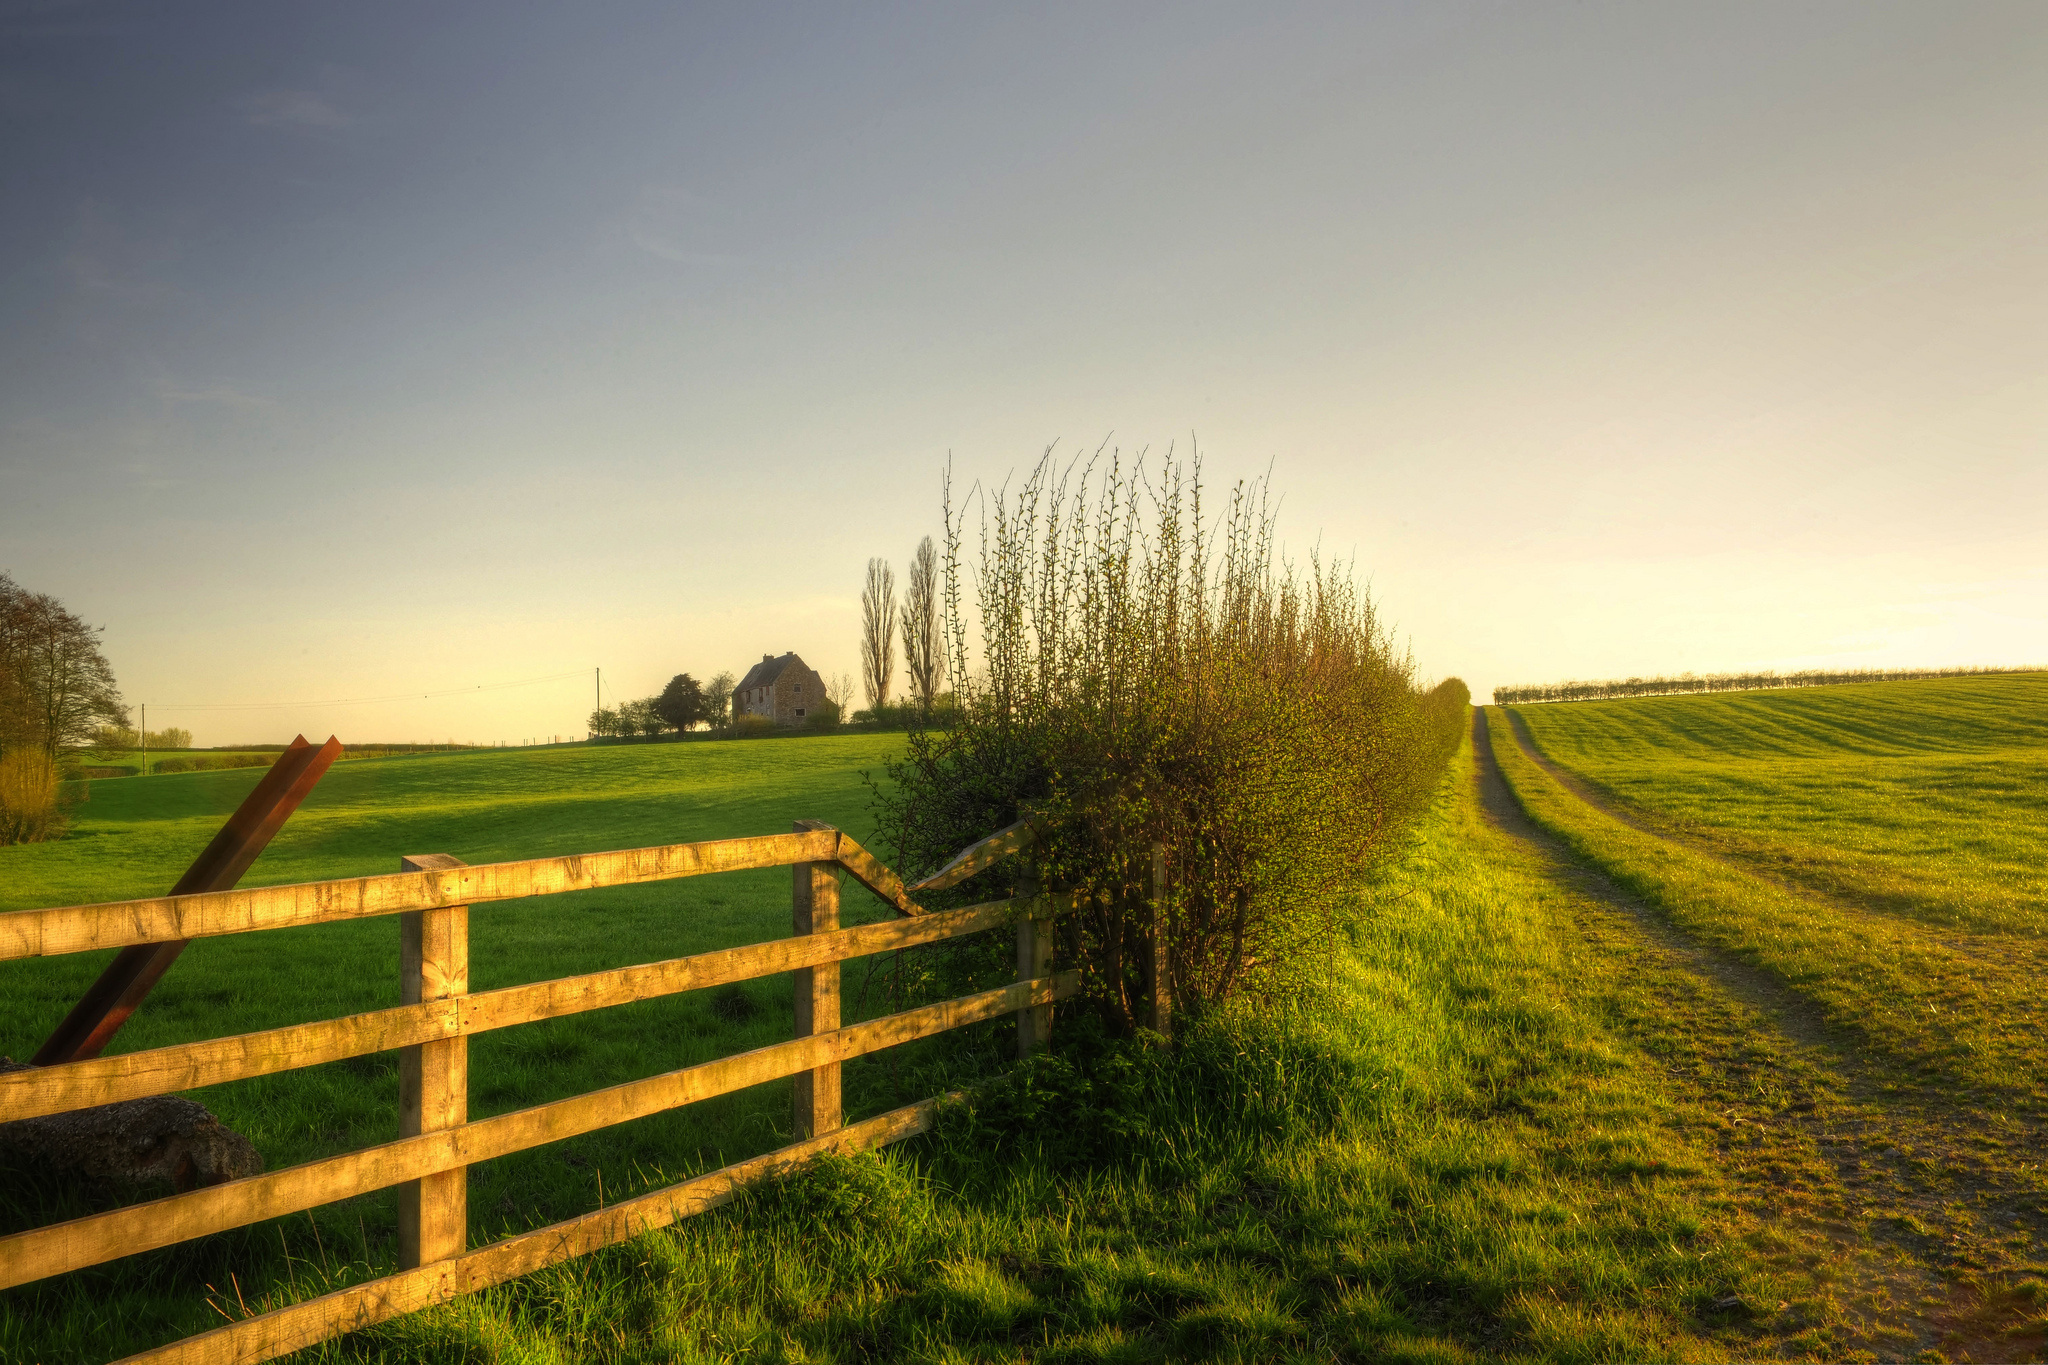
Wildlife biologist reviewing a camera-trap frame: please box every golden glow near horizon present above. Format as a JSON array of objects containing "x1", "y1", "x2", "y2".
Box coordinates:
[{"x1": 2, "y1": 5, "x2": 2043, "y2": 744}]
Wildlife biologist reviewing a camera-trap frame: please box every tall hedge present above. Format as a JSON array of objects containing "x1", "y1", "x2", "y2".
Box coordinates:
[{"x1": 871, "y1": 453, "x2": 1467, "y2": 1029}]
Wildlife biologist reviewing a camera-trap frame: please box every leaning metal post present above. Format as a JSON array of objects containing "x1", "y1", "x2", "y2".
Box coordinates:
[{"x1": 31, "y1": 734, "x2": 345, "y2": 1066}]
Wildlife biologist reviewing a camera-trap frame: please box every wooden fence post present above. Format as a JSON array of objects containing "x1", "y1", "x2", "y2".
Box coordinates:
[
  {"x1": 1015, "y1": 860, "x2": 1052, "y2": 1057},
  {"x1": 398, "y1": 854, "x2": 468, "y2": 1270},
  {"x1": 1146, "y1": 842, "x2": 1172, "y2": 1037},
  {"x1": 791, "y1": 820, "x2": 841, "y2": 1139}
]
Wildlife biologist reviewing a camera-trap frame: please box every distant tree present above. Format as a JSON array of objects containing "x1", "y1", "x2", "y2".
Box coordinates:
[
  {"x1": 654, "y1": 673, "x2": 705, "y2": 732},
  {"x1": 827, "y1": 671, "x2": 855, "y2": 716},
  {"x1": 588, "y1": 707, "x2": 621, "y2": 738},
  {"x1": 901, "y1": 535, "x2": 946, "y2": 718},
  {"x1": 861, "y1": 557, "x2": 897, "y2": 711},
  {"x1": 704, "y1": 670, "x2": 736, "y2": 728},
  {"x1": 621, "y1": 697, "x2": 664, "y2": 737},
  {"x1": 91, "y1": 723, "x2": 190, "y2": 752},
  {"x1": 0, "y1": 572, "x2": 125, "y2": 760}
]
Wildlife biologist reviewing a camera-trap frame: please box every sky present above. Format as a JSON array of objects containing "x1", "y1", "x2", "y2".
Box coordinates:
[{"x1": 2, "y1": 1, "x2": 2043, "y2": 746}]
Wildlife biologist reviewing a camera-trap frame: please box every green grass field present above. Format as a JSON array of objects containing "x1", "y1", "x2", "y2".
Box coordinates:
[
  {"x1": 1487, "y1": 679, "x2": 2048, "y2": 1360},
  {"x1": 2, "y1": 735, "x2": 928, "y2": 1361},
  {"x1": 1504, "y1": 673, "x2": 2048, "y2": 937},
  {"x1": 6, "y1": 696, "x2": 2046, "y2": 1361},
  {"x1": 5, "y1": 728, "x2": 1835, "y2": 1363}
]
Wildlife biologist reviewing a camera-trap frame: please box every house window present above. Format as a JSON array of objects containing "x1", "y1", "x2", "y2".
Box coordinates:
[{"x1": 796, "y1": 708, "x2": 806, "y2": 717}]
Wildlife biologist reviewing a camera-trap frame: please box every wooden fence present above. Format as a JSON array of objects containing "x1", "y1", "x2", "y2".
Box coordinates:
[{"x1": 0, "y1": 817, "x2": 1082, "y2": 1364}]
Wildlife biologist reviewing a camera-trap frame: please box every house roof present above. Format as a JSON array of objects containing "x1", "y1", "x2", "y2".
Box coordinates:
[{"x1": 737, "y1": 652, "x2": 810, "y2": 692}]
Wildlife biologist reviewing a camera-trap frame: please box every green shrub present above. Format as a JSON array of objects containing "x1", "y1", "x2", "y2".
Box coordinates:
[
  {"x1": 0, "y1": 748, "x2": 64, "y2": 844},
  {"x1": 872, "y1": 452, "x2": 1468, "y2": 1029}
]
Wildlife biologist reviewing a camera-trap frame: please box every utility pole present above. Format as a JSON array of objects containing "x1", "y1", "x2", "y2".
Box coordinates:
[{"x1": 140, "y1": 703, "x2": 147, "y2": 777}]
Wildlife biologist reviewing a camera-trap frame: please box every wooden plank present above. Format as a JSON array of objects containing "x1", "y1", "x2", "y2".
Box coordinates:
[
  {"x1": 0, "y1": 896, "x2": 1069, "y2": 1122},
  {"x1": 791, "y1": 820, "x2": 841, "y2": 1139},
  {"x1": 396, "y1": 855, "x2": 467, "y2": 1270},
  {"x1": 0, "y1": 830, "x2": 841, "y2": 963},
  {"x1": 116, "y1": 1098, "x2": 950, "y2": 1365},
  {"x1": 905, "y1": 817, "x2": 1038, "y2": 894},
  {"x1": 0, "y1": 972, "x2": 1079, "y2": 1290},
  {"x1": 830, "y1": 834, "x2": 922, "y2": 916}
]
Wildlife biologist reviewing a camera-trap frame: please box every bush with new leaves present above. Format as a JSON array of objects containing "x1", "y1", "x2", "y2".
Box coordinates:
[{"x1": 871, "y1": 452, "x2": 1468, "y2": 1029}]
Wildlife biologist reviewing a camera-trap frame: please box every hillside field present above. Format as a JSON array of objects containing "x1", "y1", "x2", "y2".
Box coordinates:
[
  {"x1": 5, "y1": 726, "x2": 1858, "y2": 1364},
  {"x1": 4, "y1": 687, "x2": 2045, "y2": 1362},
  {"x1": 1506, "y1": 672, "x2": 2048, "y2": 937}
]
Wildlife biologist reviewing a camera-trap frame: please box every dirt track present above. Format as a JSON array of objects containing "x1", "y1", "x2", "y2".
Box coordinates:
[{"x1": 1472, "y1": 707, "x2": 2048, "y2": 1362}]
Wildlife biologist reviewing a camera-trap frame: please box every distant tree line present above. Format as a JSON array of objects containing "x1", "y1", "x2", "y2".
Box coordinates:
[
  {"x1": 588, "y1": 669, "x2": 741, "y2": 738},
  {"x1": 92, "y1": 723, "x2": 193, "y2": 751},
  {"x1": 1492, "y1": 664, "x2": 2038, "y2": 706}
]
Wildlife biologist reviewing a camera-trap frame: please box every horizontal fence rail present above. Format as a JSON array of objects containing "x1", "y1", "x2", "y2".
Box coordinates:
[
  {"x1": 0, "y1": 815, "x2": 1097, "y2": 1365},
  {"x1": 0, "y1": 894, "x2": 1083, "y2": 1124},
  {"x1": 0, "y1": 972, "x2": 1079, "y2": 1291},
  {"x1": 0, "y1": 827, "x2": 949, "y2": 961},
  {"x1": 118, "y1": 1097, "x2": 952, "y2": 1365}
]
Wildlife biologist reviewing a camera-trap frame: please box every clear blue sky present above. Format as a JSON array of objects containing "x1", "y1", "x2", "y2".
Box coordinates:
[{"x1": 3, "y1": 2, "x2": 2043, "y2": 744}]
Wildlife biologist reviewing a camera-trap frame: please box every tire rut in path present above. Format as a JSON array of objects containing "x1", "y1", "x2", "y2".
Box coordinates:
[
  {"x1": 1474, "y1": 709, "x2": 1850, "y2": 1057},
  {"x1": 1470, "y1": 709, "x2": 2048, "y2": 1361}
]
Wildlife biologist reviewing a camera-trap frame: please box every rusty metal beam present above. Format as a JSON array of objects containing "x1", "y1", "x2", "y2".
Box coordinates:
[{"x1": 30, "y1": 734, "x2": 345, "y2": 1066}]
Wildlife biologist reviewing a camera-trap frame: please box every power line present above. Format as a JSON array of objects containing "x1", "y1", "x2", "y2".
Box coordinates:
[{"x1": 146, "y1": 669, "x2": 593, "y2": 712}]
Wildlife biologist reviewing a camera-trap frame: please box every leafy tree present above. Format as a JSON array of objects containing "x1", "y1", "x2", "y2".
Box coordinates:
[
  {"x1": 588, "y1": 707, "x2": 620, "y2": 738},
  {"x1": 0, "y1": 572, "x2": 125, "y2": 760},
  {"x1": 622, "y1": 696, "x2": 664, "y2": 737},
  {"x1": 704, "y1": 671, "x2": 736, "y2": 728},
  {"x1": 655, "y1": 673, "x2": 705, "y2": 731}
]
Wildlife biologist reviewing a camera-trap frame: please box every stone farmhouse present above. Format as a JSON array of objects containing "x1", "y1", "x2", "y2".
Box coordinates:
[{"x1": 733, "y1": 652, "x2": 828, "y2": 725}]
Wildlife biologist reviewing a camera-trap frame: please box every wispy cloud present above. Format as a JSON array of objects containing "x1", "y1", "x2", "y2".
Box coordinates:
[
  {"x1": 619, "y1": 185, "x2": 742, "y2": 266},
  {"x1": 155, "y1": 381, "x2": 270, "y2": 410},
  {"x1": 240, "y1": 88, "x2": 352, "y2": 130}
]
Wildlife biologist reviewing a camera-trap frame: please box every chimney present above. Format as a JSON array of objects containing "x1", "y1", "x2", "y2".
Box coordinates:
[{"x1": 763, "y1": 654, "x2": 773, "y2": 663}]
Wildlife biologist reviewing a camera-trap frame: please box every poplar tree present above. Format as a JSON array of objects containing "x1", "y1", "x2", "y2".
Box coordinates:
[
  {"x1": 901, "y1": 536, "x2": 946, "y2": 717},
  {"x1": 861, "y1": 557, "x2": 897, "y2": 711}
]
